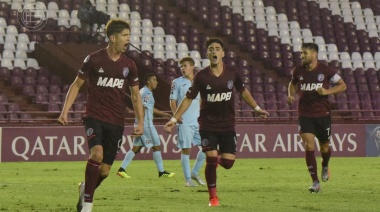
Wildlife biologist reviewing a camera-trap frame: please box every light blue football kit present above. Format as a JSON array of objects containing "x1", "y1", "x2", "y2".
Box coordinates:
[
  {"x1": 120, "y1": 86, "x2": 165, "y2": 173},
  {"x1": 134, "y1": 86, "x2": 160, "y2": 148},
  {"x1": 170, "y1": 76, "x2": 205, "y2": 185}
]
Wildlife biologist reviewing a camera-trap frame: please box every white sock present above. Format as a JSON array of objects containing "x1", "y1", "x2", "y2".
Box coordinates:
[{"x1": 81, "y1": 202, "x2": 93, "y2": 212}]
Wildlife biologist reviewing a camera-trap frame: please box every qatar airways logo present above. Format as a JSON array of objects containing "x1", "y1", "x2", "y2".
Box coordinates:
[
  {"x1": 97, "y1": 77, "x2": 124, "y2": 88},
  {"x1": 300, "y1": 83, "x2": 323, "y2": 91},
  {"x1": 207, "y1": 92, "x2": 232, "y2": 102}
]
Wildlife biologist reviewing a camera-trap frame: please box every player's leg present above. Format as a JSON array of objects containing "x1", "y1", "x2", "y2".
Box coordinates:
[
  {"x1": 218, "y1": 132, "x2": 237, "y2": 169},
  {"x1": 117, "y1": 138, "x2": 143, "y2": 178},
  {"x1": 191, "y1": 126, "x2": 206, "y2": 185},
  {"x1": 181, "y1": 148, "x2": 196, "y2": 186},
  {"x1": 79, "y1": 117, "x2": 104, "y2": 212},
  {"x1": 178, "y1": 125, "x2": 197, "y2": 186},
  {"x1": 150, "y1": 126, "x2": 175, "y2": 177},
  {"x1": 316, "y1": 116, "x2": 332, "y2": 182},
  {"x1": 200, "y1": 131, "x2": 219, "y2": 206},
  {"x1": 299, "y1": 117, "x2": 320, "y2": 193},
  {"x1": 97, "y1": 123, "x2": 123, "y2": 185}
]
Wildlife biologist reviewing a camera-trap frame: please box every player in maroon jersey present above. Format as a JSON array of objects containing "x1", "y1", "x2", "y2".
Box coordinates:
[
  {"x1": 288, "y1": 43, "x2": 346, "y2": 193},
  {"x1": 57, "y1": 19, "x2": 144, "y2": 212},
  {"x1": 164, "y1": 38, "x2": 269, "y2": 206}
]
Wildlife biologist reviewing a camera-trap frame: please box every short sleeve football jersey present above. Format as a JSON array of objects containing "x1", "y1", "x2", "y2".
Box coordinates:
[
  {"x1": 169, "y1": 76, "x2": 200, "y2": 126},
  {"x1": 186, "y1": 65, "x2": 245, "y2": 131},
  {"x1": 139, "y1": 86, "x2": 155, "y2": 127},
  {"x1": 291, "y1": 62, "x2": 341, "y2": 117},
  {"x1": 78, "y1": 49, "x2": 139, "y2": 126}
]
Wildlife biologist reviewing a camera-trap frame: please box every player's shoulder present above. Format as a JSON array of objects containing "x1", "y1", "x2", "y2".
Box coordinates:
[
  {"x1": 85, "y1": 48, "x2": 105, "y2": 61},
  {"x1": 318, "y1": 62, "x2": 336, "y2": 73},
  {"x1": 292, "y1": 65, "x2": 304, "y2": 74},
  {"x1": 224, "y1": 64, "x2": 239, "y2": 73},
  {"x1": 173, "y1": 76, "x2": 185, "y2": 83},
  {"x1": 120, "y1": 53, "x2": 136, "y2": 64}
]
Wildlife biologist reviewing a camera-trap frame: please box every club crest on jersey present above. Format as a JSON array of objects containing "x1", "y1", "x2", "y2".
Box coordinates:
[
  {"x1": 318, "y1": 74, "x2": 325, "y2": 81},
  {"x1": 86, "y1": 128, "x2": 94, "y2": 136},
  {"x1": 123, "y1": 67, "x2": 129, "y2": 77},
  {"x1": 227, "y1": 80, "x2": 233, "y2": 89}
]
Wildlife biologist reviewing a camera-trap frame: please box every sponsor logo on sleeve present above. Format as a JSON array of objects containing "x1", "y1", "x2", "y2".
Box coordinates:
[{"x1": 143, "y1": 95, "x2": 150, "y2": 103}]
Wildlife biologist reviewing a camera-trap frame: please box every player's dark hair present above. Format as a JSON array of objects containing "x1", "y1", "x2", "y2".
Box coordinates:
[
  {"x1": 302, "y1": 43, "x2": 319, "y2": 53},
  {"x1": 179, "y1": 57, "x2": 195, "y2": 66},
  {"x1": 206, "y1": 37, "x2": 224, "y2": 50},
  {"x1": 105, "y1": 18, "x2": 130, "y2": 38},
  {"x1": 144, "y1": 72, "x2": 156, "y2": 84}
]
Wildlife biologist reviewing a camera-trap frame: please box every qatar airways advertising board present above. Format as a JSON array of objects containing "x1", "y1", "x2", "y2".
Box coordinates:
[{"x1": 0, "y1": 124, "x2": 369, "y2": 162}]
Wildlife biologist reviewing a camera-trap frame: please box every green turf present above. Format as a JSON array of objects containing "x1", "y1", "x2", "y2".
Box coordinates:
[{"x1": 0, "y1": 157, "x2": 378, "y2": 212}]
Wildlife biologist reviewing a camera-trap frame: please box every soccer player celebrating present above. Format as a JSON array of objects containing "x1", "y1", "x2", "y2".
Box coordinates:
[
  {"x1": 117, "y1": 73, "x2": 175, "y2": 178},
  {"x1": 57, "y1": 19, "x2": 144, "y2": 212},
  {"x1": 170, "y1": 57, "x2": 206, "y2": 187},
  {"x1": 287, "y1": 43, "x2": 347, "y2": 193},
  {"x1": 164, "y1": 38, "x2": 269, "y2": 206}
]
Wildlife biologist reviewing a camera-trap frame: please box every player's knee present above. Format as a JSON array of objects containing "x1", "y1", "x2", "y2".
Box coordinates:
[
  {"x1": 181, "y1": 148, "x2": 191, "y2": 155},
  {"x1": 206, "y1": 157, "x2": 218, "y2": 164},
  {"x1": 220, "y1": 158, "x2": 235, "y2": 169},
  {"x1": 132, "y1": 146, "x2": 141, "y2": 154},
  {"x1": 100, "y1": 171, "x2": 109, "y2": 178},
  {"x1": 152, "y1": 146, "x2": 161, "y2": 151}
]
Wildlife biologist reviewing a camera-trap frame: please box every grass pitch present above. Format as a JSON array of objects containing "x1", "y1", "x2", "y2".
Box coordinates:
[{"x1": 0, "y1": 157, "x2": 378, "y2": 212}]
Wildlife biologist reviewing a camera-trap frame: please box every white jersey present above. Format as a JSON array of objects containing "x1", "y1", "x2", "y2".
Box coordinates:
[{"x1": 170, "y1": 76, "x2": 200, "y2": 126}]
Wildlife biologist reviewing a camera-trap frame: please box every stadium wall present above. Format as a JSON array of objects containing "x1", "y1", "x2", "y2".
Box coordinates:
[{"x1": 1, "y1": 124, "x2": 379, "y2": 162}]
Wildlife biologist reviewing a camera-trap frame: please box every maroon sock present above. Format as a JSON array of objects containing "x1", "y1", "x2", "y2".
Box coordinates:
[
  {"x1": 321, "y1": 148, "x2": 331, "y2": 167},
  {"x1": 219, "y1": 158, "x2": 235, "y2": 169},
  {"x1": 95, "y1": 175, "x2": 107, "y2": 189},
  {"x1": 84, "y1": 159, "x2": 101, "y2": 203},
  {"x1": 305, "y1": 151, "x2": 319, "y2": 182},
  {"x1": 205, "y1": 157, "x2": 218, "y2": 199}
]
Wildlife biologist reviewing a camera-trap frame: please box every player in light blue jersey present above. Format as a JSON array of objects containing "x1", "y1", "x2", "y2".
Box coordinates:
[
  {"x1": 117, "y1": 73, "x2": 175, "y2": 178},
  {"x1": 170, "y1": 57, "x2": 206, "y2": 187}
]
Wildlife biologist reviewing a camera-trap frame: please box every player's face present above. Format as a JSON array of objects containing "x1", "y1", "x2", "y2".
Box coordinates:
[
  {"x1": 147, "y1": 76, "x2": 158, "y2": 90},
  {"x1": 207, "y1": 42, "x2": 224, "y2": 65},
  {"x1": 114, "y1": 28, "x2": 130, "y2": 53},
  {"x1": 301, "y1": 48, "x2": 316, "y2": 66},
  {"x1": 180, "y1": 61, "x2": 194, "y2": 78}
]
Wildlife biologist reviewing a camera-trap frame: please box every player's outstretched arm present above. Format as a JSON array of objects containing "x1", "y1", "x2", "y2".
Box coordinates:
[
  {"x1": 57, "y1": 77, "x2": 85, "y2": 125},
  {"x1": 153, "y1": 108, "x2": 171, "y2": 120},
  {"x1": 164, "y1": 97, "x2": 192, "y2": 133},
  {"x1": 130, "y1": 85, "x2": 144, "y2": 137},
  {"x1": 240, "y1": 88, "x2": 269, "y2": 118},
  {"x1": 287, "y1": 82, "x2": 296, "y2": 104}
]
